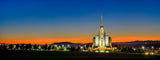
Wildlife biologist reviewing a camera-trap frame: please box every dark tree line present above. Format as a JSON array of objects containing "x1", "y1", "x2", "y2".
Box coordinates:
[
  {"x1": 120, "y1": 47, "x2": 145, "y2": 53},
  {"x1": 0, "y1": 44, "x2": 42, "y2": 50},
  {"x1": 0, "y1": 44, "x2": 7, "y2": 50},
  {"x1": 0, "y1": 44, "x2": 67, "y2": 51},
  {"x1": 0, "y1": 43, "x2": 92, "y2": 52}
]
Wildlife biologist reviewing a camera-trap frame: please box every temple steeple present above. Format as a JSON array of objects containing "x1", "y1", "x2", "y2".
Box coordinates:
[{"x1": 101, "y1": 12, "x2": 103, "y2": 27}]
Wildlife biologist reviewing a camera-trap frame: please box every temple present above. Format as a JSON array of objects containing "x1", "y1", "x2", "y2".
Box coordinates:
[{"x1": 92, "y1": 12, "x2": 112, "y2": 51}]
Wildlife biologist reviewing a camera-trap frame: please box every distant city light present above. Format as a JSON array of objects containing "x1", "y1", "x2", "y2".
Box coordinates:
[
  {"x1": 132, "y1": 48, "x2": 136, "y2": 50},
  {"x1": 150, "y1": 52, "x2": 154, "y2": 55},
  {"x1": 67, "y1": 44, "x2": 70, "y2": 48},
  {"x1": 145, "y1": 42, "x2": 147, "y2": 44},
  {"x1": 151, "y1": 46, "x2": 154, "y2": 49},
  {"x1": 142, "y1": 46, "x2": 145, "y2": 50},
  {"x1": 62, "y1": 44, "x2": 64, "y2": 47},
  {"x1": 80, "y1": 46, "x2": 83, "y2": 50},
  {"x1": 145, "y1": 52, "x2": 149, "y2": 55},
  {"x1": 54, "y1": 45, "x2": 57, "y2": 47}
]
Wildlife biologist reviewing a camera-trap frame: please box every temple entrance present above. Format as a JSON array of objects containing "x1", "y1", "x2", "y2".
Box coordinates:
[{"x1": 98, "y1": 46, "x2": 106, "y2": 51}]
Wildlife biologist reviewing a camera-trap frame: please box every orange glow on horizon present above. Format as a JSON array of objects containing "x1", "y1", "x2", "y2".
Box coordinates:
[
  {"x1": 112, "y1": 36, "x2": 160, "y2": 42},
  {"x1": 0, "y1": 39, "x2": 92, "y2": 45},
  {"x1": 0, "y1": 37, "x2": 160, "y2": 45}
]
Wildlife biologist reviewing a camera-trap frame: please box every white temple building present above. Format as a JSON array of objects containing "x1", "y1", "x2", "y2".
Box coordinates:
[{"x1": 92, "y1": 12, "x2": 112, "y2": 51}]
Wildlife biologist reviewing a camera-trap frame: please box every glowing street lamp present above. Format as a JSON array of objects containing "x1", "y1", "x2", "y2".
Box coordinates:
[
  {"x1": 145, "y1": 52, "x2": 149, "y2": 55},
  {"x1": 150, "y1": 52, "x2": 154, "y2": 55}
]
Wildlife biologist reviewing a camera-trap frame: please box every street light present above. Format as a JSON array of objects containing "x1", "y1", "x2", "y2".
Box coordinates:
[
  {"x1": 151, "y1": 46, "x2": 154, "y2": 50},
  {"x1": 142, "y1": 46, "x2": 145, "y2": 50}
]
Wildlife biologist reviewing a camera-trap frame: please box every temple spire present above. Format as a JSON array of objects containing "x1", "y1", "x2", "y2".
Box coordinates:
[{"x1": 101, "y1": 12, "x2": 103, "y2": 27}]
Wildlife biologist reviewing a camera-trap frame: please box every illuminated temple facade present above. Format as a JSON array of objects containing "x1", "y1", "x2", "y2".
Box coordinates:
[{"x1": 92, "y1": 12, "x2": 112, "y2": 51}]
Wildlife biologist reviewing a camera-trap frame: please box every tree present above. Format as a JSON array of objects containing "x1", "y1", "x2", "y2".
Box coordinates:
[
  {"x1": 33, "y1": 45, "x2": 38, "y2": 49},
  {"x1": 120, "y1": 47, "x2": 136, "y2": 53},
  {"x1": 70, "y1": 46, "x2": 76, "y2": 51},
  {"x1": 59, "y1": 47, "x2": 64, "y2": 50},
  {"x1": 43, "y1": 44, "x2": 48, "y2": 50},
  {"x1": 38, "y1": 45, "x2": 41, "y2": 50},
  {"x1": 63, "y1": 47, "x2": 67, "y2": 51},
  {"x1": 25, "y1": 44, "x2": 32, "y2": 50},
  {"x1": 9, "y1": 44, "x2": 13, "y2": 49},
  {"x1": 0, "y1": 44, "x2": 7, "y2": 50},
  {"x1": 76, "y1": 46, "x2": 81, "y2": 51},
  {"x1": 20, "y1": 44, "x2": 25, "y2": 50},
  {"x1": 86, "y1": 44, "x2": 91, "y2": 48},
  {"x1": 16, "y1": 44, "x2": 20, "y2": 49},
  {"x1": 51, "y1": 45, "x2": 55, "y2": 49},
  {"x1": 128, "y1": 47, "x2": 136, "y2": 53},
  {"x1": 48, "y1": 45, "x2": 51, "y2": 50},
  {"x1": 31, "y1": 45, "x2": 34, "y2": 49},
  {"x1": 13, "y1": 45, "x2": 16, "y2": 49},
  {"x1": 136, "y1": 49, "x2": 145, "y2": 53},
  {"x1": 70, "y1": 46, "x2": 81, "y2": 51},
  {"x1": 0, "y1": 45, "x2": 2, "y2": 50}
]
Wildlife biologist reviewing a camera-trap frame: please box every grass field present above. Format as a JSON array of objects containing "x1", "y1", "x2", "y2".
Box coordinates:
[{"x1": 0, "y1": 50, "x2": 160, "y2": 60}]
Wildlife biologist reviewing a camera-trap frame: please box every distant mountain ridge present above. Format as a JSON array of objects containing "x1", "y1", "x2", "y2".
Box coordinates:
[
  {"x1": 113, "y1": 40, "x2": 160, "y2": 44},
  {"x1": 51, "y1": 40, "x2": 160, "y2": 45},
  {"x1": 49, "y1": 40, "x2": 160, "y2": 48}
]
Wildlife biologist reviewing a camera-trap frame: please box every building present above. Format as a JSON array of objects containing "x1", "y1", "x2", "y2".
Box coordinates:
[{"x1": 92, "y1": 12, "x2": 112, "y2": 51}]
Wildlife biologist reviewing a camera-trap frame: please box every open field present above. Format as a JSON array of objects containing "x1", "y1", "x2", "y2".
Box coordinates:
[{"x1": 0, "y1": 50, "x2": 160, "y2": 60}]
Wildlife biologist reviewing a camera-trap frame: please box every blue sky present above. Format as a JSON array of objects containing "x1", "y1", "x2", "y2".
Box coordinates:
[{"x1": 0, "y1": 0, "x2": 160, "y2": 44}]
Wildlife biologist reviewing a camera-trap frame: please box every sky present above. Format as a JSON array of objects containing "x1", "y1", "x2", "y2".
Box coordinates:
[{"x1": 0, "y1": 0, "x2": 160, "y2": 44}]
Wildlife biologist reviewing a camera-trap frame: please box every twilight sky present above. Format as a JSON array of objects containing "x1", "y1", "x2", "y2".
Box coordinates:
[{"x1": 0, "y1": 0, "x2": 160, "y2": 44}]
